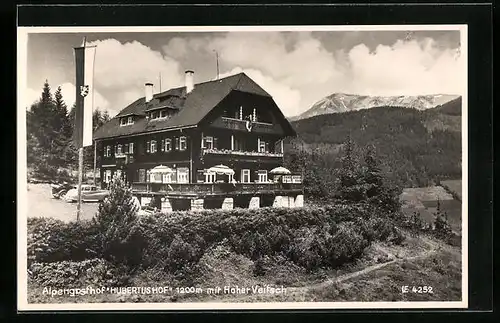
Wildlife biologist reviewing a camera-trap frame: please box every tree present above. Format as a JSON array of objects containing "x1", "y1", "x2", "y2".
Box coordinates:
[
  {"x1": 433, "y1": 199, "x2": 453, "y2": 238},
  {"x1": 93, "y1": 175, "x2": 143, "y2": 267},
  {"x1": 364, "y1": 145, "x2": 384, "y2": 198},
  {"x1": 336, "y1": 137, "x2": 367, "y2": 202},
  {"x1": 54, "y1": 86, "x2": 72, "y2": 140}
]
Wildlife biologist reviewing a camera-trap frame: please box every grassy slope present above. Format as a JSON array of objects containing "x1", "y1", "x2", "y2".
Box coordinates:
[{"x1": 28, "y1": 232, "x2": 461, "y2": 303}]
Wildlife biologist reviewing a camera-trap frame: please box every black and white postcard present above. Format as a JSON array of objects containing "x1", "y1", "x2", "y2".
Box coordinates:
[{"x1": 17, "y1": 25, "x2": 468, "y2": 310}]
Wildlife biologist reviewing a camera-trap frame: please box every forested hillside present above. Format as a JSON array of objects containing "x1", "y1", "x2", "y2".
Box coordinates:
[{"x1": 286, "y1": 98, "x2": 462, "y2": 200}]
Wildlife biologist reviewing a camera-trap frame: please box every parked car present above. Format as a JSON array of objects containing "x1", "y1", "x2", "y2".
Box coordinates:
[
  {"x1": 63, "y1": 184, "x2": 110, "y2": 203},
  {"x1": 50, "y1": 182, "x2": 75, "y2": 199}
]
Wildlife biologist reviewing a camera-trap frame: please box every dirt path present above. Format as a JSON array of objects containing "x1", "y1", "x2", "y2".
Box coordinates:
[{"x1": 219, "y1": 235, "x2": 450, "y2": 302}]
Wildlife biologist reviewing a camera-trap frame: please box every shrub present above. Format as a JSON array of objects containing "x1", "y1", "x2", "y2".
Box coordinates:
[
  {"x1": 29, "y1": 202, "x2": 402, "y2": 276},
  {"x1": 28, "y1": 258, "x2": 129, "y2": 288},
  {"x1": 166, "y1": 235, "x2": 203, "y2": 284},
  {"x1": 325, "y1": 222, "x2": 370, "y2": 267},
  {"x1": 93, "y1": 176, "x2": 145, "y2": 268},
  {"x1": 27, "y1": 218, "x2": 101, "y2": 266}
]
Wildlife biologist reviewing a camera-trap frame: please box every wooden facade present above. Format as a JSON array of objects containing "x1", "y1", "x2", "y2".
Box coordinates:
[{"x1": 94, "y1": 73, "x2": 303, "y2": 210}]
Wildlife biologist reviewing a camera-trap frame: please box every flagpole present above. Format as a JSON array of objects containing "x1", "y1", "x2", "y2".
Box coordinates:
[
  {"x1": 76, "y1": 36, "x2": 87, "y2": 222},
  {"x1": 93, "y1": 140, "x2": 97, "y2": 186},
  {"x1": 76, "y1": 147, "x2": 83, "y2": 221}
]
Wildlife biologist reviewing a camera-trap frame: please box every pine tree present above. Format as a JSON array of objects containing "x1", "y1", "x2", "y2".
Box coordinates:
[
  {"x1": 364, "y1": 145, "x2": 384, "y2": 198},
  {"x1": 54, "y1": 86, "x2": 72, "y2": 139},
  {"x1": 93, "y1": 175, "x2": 142, "y2": 266},
  {"x1": 336, "y1": 137, "x2": 367, "y2": 202},
  {"x1": 362, "y1": 145, "x2": 401, "y2": 213},
  {"x1": 433, "y1": 199, "x2": 452, "y2": 239}
]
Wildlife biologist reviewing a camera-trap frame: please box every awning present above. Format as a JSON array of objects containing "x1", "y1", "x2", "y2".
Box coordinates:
[
  {"x1": 270, "y1": 166, "x2": 291, "y2": 175},
  {"x1": 206, "y1": 164, "x2": 235, "y2": 176},
  {"x1": 150, "y1": 165, "x2": 175, "y2": 174}
]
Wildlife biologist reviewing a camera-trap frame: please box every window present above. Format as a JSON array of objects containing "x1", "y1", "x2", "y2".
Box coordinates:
[
  {"x1": 104, "y1": 145, "x2": 111, "y2": 157},
  {"x1": 252, "y1": 108, "x2": 257, "y2": 122},
  {"x1": 116, "y1": 169, "x2": 122, "y2": 179},
  {"x1": 202, "y1": 136, "x2": 213, "y2": 149},
  {"x1": 116, "y1": 144, "x2": 122, "y2": 155},
  {"x1": 163, "y1": 138, "x2": 172, "y2": 152},
  {"x1": 274, "y1": 140, "x2": 283, "y2": 154},
  {"x1": 179, "y1": 136, "x2": 187, "y2": 151},
  {"x1": 204, "y1": 171, "x2": 216, "y2": 183},
  {"x1": 257, "y1": 170, "x2": 268, "y2": 183},
  {"x1": 120, "y1": 116, "x2": 134, "y2": 126},
  {"x1": 138, "y1": 169, "x2": 146, "y2": 182},
  {"x1": 146, "y1": 169, "x2": 151, "y2": 183},
  {"x1": 234, "y1": 137, "x2": 245, "y2": 151},
  {"x1": 150, "y1": 140, "x2": 157, "y2": 153},
  {"x1": 177, "y1": 167, "x2": 189, "y2": 183},
  {"x1": 104, "y1": 170, "x2": 112, "y2": 183},
  {"x1": 129, "y1": 142, "x2": 134, "y2": 154},
  {"x1": 258, "y1": 138, "x2": 269, "y2": 153},
  {"x1": 159, "y1": 110, "x2": 168, "y2": 118},
  {"x1": 241, "y1": 169, "x2": 251, "y2": 183}
]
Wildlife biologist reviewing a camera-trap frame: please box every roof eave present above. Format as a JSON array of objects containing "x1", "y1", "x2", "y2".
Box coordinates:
[{"x1": 94, "y1": 124, "x2": 198, "y2": 141}]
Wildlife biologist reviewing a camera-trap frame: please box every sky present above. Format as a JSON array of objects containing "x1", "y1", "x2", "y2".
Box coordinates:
[{"x1": 24, "y1": 29, "x2": 464, "y2": 118}]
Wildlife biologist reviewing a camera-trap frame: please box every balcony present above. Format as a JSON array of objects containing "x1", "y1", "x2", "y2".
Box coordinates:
[
  {"x1": 131, "y1": 181, "x2": 303, "y2": 198},
  {"x1": 202, "y1": 148, "x2": 283, "y2": 158}
]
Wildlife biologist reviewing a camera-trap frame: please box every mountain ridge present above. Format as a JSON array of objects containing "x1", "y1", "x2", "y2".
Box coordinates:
[{"x1": 290, "y1": 93, "x2": 461, "y2": 121}]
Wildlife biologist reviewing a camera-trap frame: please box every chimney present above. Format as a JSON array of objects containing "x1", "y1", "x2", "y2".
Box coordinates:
[
  {"x1": 185, "y1": 70, "x2": 194, "y2": 94},
  {"x1": 145, "y1": 82, "x2": 153, "y2": 102}
]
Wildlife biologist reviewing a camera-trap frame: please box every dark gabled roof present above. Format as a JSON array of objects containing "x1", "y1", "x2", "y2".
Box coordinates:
[{"x1": 93, "y1": 72, "x2": 276, "y2": 140}]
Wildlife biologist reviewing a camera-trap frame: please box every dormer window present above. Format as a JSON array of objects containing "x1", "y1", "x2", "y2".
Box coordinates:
[
  {"x1": 120, "y1": 116, "x2": 134, "y2": 126},
  {"x1": 149, "y1": 109, "x2": 170, "y2": 120}
]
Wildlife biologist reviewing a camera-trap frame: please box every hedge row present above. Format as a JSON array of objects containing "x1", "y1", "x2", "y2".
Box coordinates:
[{"x1": 28, "y1": 204, "x2": 403, "y2": 276}]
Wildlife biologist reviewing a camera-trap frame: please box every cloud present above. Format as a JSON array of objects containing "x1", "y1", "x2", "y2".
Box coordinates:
[
  {"x1": 24, "y1": 87, "x2": 42, "y2": 110},
  {"x1": 87, "y1": 39, "x2": 183, "y2": 114},
  {"x1": 344, "y1": 38, "x2": 464, "y2": 96},
  {"x1": 219, "y1": 67, "x2": 302, "y2": 117},
  {"x1": 211, "y1": 32, "x2": 341, "y2": 88}
]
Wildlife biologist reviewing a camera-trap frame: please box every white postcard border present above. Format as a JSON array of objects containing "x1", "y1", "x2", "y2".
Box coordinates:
[{"x1": 17, "y1": 24, "x2": 468, "y2": 311}]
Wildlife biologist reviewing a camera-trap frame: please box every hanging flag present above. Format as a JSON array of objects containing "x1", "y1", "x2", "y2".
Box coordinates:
[{"x1": 73, "y1": 38, "x2": 97, "y2": 147}]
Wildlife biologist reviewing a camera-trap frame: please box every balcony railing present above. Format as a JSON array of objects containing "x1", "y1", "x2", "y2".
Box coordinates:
[
  {"x1": 131, "y1": 181, "x2": 302, "y2": 196},
  {"x1": 202, "y1": 148, "x2": 283, "y2": 158}
]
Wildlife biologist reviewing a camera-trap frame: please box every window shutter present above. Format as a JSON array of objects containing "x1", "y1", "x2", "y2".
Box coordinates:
[
  {"x1": 213, "y1": 137, "x2": 218, "y2": 149},
  {"x1": 265, "y1": 142, "x2": 269, "y2": 153},
  {"x1": 124, "y1": 143, "x2": 129, "y2": 153},
  {"x1": 161, "y1": 139, "x2": 165, "y2": 152},
  {"x1": 130, "y1": 142, "x2": 134, "y2": 153},
  {"x1": 175, "y1": 137, "x2": 180, "y2": 150},
  {"x1": 146, "y1": 141, "x2": 150, "y2": 153}
]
